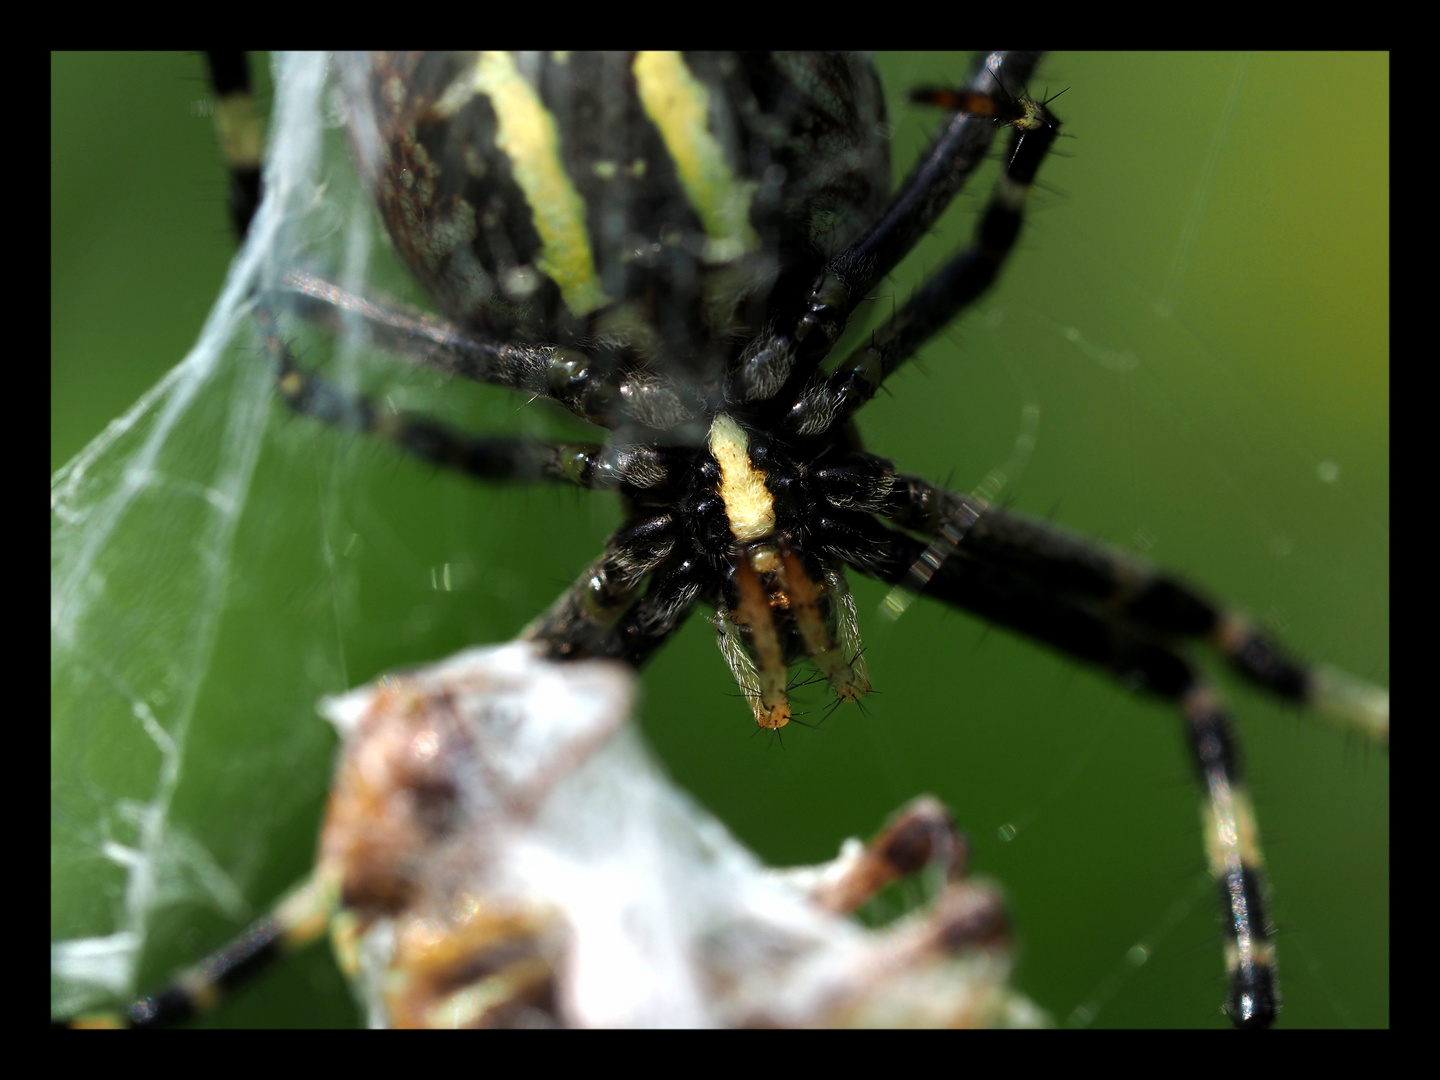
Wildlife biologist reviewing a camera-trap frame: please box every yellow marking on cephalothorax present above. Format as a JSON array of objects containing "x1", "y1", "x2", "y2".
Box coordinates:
[
  {"x1": 632, "y1": 51, "x2": 760, "y2": 263},
  {"x1": 709, "y1": 413, "x2": 775, "y2": 543},
  {"x1": 470, "y1": 52, "x2": 612, "y2": 316}
]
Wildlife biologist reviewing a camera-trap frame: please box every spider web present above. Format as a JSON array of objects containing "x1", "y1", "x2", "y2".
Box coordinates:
[
  {"x1": 52, "y1": 53, "x2": 1388, "y2": 1027},
  {"x1": 51, "y1": 54, "x2": 338, "y2": 1016},
  {"x1": 51, "y1": 50, "x2": 620, "y2": 1023}
]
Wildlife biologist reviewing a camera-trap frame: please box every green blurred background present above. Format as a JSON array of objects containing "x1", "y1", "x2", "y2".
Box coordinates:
[{"x1": 53, "y1": 53, "x2": 1388, "y2": 1028}]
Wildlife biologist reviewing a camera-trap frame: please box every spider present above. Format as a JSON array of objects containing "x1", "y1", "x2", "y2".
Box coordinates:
[{"x1": 51, "y1": 53, "x2": 1388, "y2": 1028}]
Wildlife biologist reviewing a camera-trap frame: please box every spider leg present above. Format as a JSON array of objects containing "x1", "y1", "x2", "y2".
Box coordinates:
[
  {"x1": 759, "y1": 53, "x2": 1047, "y2": 408},
  {"x1": 250, "y1": 299, "x2": 692, "y2": 491},
  {"x1": 824, "y1": 51, "x2": 1048, "y2": 317},
  {"x1": 881, "y1": 470, "x2": 1389, "y2": 743},
  {"x1": 204, "y1": 51, "x2": 264, "y2": 242},
  {"x1": 787, "y1": 76, "x2": 1061, "y2": 437},
  {"x1": 833, "y1": 509, "x2": 1283, "y2": 1027},
  {"x1": 523, "y1": 516, "x2": 698, "y2": 666},
  {"x1": 726, "y1": 52, "x2": 1044, "y2": 412},
  {"x1": 277, "y1": 271, "x2": 702, "y2": 431},
  {"x1": 61, "y1": 875, "x2": 336, "y2": 1029},
  {"x1": 602, "y1": 555, "x2": 710, "y2": 669}
]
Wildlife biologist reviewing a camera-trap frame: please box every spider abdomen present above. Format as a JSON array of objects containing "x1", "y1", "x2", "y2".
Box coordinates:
[{"x1": 340, "y1": 52, "x2": 891, "y2": 394}]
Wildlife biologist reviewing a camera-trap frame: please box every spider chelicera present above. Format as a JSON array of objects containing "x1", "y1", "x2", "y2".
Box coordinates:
[{"x1": 51, "y1": 52, "x2": 1388, "y2": 1028}]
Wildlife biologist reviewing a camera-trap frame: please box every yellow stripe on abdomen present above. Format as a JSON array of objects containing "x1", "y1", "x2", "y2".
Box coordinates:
[
  {"x1": 633, "y1": 51, "x2": 760, "y2": 263},
  {"x1": 471, "y1": 52, "x2": 611, "y2": 316}
]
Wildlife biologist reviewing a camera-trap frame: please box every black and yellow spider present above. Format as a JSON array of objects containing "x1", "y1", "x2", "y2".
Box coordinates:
[{"x1": 52, "y1": 52, "x2": 1388, "y2": 1028}]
